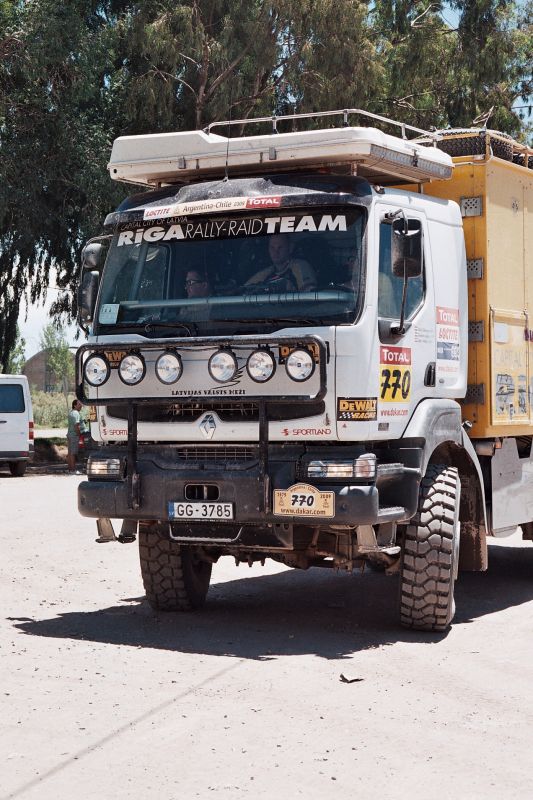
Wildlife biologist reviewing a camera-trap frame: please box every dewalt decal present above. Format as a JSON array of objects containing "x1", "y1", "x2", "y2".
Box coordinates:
[
  {"x1": 278, "y1": 343, "x2": 321, "y2": 364},
  {"x1": 103, "y1": 350, "x2": 128, "y2": 368},
  {"x1": 337, "y1": 397, "x2": 377, "y2": 421}
]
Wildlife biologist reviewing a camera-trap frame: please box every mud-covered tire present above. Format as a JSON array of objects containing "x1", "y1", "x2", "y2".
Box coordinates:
[
  {"x1": 138, "y1": 523, "x2": 212, "y2": 611},
  {"x1": 399, "y1": 464, "x2": 460, "y2": 632},
  {"x1": 9, "y1": 461, "x2": 27, "y2": 477}
]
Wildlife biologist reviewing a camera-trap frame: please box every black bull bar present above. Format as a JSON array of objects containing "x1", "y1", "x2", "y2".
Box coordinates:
[{"x1": 75, "y1": 335, "x2": 328, "y2": 513}]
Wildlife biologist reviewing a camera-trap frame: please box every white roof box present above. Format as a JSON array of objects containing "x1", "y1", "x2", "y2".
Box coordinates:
[{"x1": 108, "y1": 110, "x2": 453, "y2": 187}]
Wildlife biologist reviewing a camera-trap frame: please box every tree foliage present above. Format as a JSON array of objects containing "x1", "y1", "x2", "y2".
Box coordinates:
[
  {"x1": 39, "y1": 322, "x2": 74, "y2": 409},
  {"x1": 0, "y1": 0, "x2": 531, "y2": 367},
  {"x1": 2, "y1": 324, "x2": 26, "y2": 374}
]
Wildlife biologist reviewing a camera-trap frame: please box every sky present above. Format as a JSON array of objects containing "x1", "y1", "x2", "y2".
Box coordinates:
[{"x1": 18, "y1": 283, "x2": 82, "y2": 359}]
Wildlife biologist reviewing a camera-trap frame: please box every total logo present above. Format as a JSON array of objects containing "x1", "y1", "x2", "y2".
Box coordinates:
[
  {"x1": 282, "y1": 427, "x2": 332, "y2": 436},
  {"x1": 245, "y1": 196, "x2": 282, "y2": 209}
]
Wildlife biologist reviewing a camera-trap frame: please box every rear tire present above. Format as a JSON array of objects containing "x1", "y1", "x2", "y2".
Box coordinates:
[
  {"x1": 9, "y1": 461, "x2": 27, "y2": 477},
  {"x1": 399, "y1": 464, "x2": 460, "y2": 632},
  {"x1": 138, "y1": 523, "x2": 212, "y2": 611}
]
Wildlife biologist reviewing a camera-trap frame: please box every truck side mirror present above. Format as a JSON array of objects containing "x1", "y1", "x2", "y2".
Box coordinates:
[
  {"x1": 81, "y1": 241, "x2": 105, "y2": 270},
  {"x1": 78, "y1": 270, "x2": 100, "y2": 326},
  {"x1": 391, "y1": 218, "x2": 422, "y2": 278}
]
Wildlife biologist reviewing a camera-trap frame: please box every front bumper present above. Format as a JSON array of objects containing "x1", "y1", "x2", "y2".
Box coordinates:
[{"x1": 78, "y1": 445, "x2": 422, "y2": 538}]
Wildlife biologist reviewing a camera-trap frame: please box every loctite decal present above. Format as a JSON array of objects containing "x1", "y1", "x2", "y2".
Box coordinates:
[
  {"x1": 337, "y1": 397, "x2": 377, "y2": 421},
  {"x1": 436, "y1": 306, "x2": 460, "y2": 379}
]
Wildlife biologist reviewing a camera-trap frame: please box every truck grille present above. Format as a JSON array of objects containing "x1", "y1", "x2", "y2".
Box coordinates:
[
  {"x1": 175, "y1": 445, "x2": 258, "y2": 463},
  {"x1": 106, "y1": 400, "x2": 324, "y2": 423}
]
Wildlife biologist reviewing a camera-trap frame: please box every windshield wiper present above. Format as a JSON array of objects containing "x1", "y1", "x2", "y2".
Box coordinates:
[{"x1": 143, "y1": 320, "x2": 198, "y2": 336}]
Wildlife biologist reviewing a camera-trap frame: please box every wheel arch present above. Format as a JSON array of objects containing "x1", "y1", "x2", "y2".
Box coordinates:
[
  {"x1": 403, "y1": 399, "x2": 488, "y2": 571},
  {"x1": 428, "y1": 435, "x2": 488, "y2": 572}
]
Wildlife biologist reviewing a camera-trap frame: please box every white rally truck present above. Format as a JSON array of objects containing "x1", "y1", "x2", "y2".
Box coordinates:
[{"x1": 76, "y1": 109, "x2": 533, "y2": 631}]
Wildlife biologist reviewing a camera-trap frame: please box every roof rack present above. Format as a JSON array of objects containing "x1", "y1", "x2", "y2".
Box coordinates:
[
  {"x1": 108, "y1": 108, "x2": 453, "y2": 188},
  {"x1": 204, "y1": 108, "x2": 436, "y2": 139}
]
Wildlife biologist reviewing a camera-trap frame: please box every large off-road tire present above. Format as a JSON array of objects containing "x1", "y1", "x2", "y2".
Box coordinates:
[
  {"x1": 138, "y1": 523, "x2": 212, "y2": 611},
  {"x1": 399, "y1": 465, "x2": 460, "y2": 632},
  {"x1": 9, "y1": 461, "x2": 27, "y2": 477}
]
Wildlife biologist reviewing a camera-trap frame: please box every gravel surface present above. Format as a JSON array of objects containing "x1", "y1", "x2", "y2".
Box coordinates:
[{"x1": 1, "y1": 472, "x2": 533, "y2": 799}]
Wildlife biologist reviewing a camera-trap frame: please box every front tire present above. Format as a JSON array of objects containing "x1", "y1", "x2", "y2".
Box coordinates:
[
  {"x1": 399, "y1": 464, "x2": 460, "y2": 632},
  {"x1": 9, "y1": 461, "x2": 27, "y2": 477},
  {"x1": 139, "y1": 523, "x2": 212, "y2": 611}
]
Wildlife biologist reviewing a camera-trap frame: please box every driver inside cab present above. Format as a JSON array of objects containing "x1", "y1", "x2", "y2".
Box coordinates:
[{"x1": 246, "y1": 234, "x2": 317, "y2": 291}]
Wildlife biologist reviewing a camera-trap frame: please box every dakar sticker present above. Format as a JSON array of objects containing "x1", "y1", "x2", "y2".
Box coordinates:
[
  {"x1": 337, "y1": 397, "x2": 377, "y2": 421},
  {"x1": 273, "y1": 483, "x2": 335, "y2": 517},
  {"x1": 380, "y1": 346, "x2": 411, "y2": 403}
]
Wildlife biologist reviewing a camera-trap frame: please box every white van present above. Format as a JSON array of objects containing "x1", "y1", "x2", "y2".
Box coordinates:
[{"x1": 0, "y1": 375, "x2": 34, "y2": 476}]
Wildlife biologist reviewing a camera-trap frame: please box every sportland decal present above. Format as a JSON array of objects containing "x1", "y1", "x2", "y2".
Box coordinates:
[
  {"x1": 116, "y1": 214, "x2": 348, "y2": 246},
  {"x1": 282, "y1": 427, "x2": 332, "y2": 436},
  {"x1": 141, "y1": 196, "x2": 282, "y2": 220}
]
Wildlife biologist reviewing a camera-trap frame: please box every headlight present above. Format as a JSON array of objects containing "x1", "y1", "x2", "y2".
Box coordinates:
[
  {"x1": 118, "y1": 354, "x2": 145, "y2": 385},
  {"x1": 87, "y1": 455, "x2": 126, "y2": 480},
  {"x1": 285, "y1": 349, "x2": 314, "y2": 382},
  {"x1": 84, "y1": 355, "x2": 110, "y2": 387},
  {"x1": 208, "y1": 350, "x2": 237, "y2": 383},
  {"x1": 307, "y1": 454, "x2": 376, "y2": 480},
  {"x1": 155, "y1": 351, "x2": 182, "y2": 385},
  {"x1": 247, "y1": 349, "x2": 276, "y2": 383}
]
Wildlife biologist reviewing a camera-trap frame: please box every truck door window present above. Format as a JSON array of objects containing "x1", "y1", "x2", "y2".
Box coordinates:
[{"x1": 378, "y1": 221, "x2": 424, "y2": 319}]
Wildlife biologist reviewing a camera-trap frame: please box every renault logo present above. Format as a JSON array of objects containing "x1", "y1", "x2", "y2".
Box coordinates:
[{"x1": 199, "y1": 413, "x2": 216, "y2": 439}]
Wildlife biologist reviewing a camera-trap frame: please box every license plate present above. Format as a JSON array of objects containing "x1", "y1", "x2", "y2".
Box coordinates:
[
  {"x1": 273, "y1": 482, "x2": 335, "y2": 517},
  {"x1": 168, "y1": 501, "x2": 234, "y2": 521}
]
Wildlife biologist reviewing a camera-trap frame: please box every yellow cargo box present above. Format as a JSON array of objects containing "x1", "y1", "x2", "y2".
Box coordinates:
[{"x1": 420, "y1": 133, "x2": 533, "y2": 439}]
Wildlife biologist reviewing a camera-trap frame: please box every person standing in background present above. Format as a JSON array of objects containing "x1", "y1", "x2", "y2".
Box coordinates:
[{"x1": 67, "y1": 399, "x2": 83, "y2": 474}]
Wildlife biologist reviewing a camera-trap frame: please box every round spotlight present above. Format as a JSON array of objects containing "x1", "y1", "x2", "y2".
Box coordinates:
[
  {"x1": 247, "y1": 349, "x2": 276, "y2": 383},
  {"x1": 118, "y1": 353, "x2": 145, "y2": 385},
  {"x1": 208, "y1": 350, "x2": 237, "y2": 383},
  {"x1": 155, "y1": 351, "x2": 182, "y2": 385},
  {"x1": 285, "y1": 348, "x2": 314, "y2": 382},
  {"x1": 84, "y1": 354, "x2": 110, "y2": 387}
]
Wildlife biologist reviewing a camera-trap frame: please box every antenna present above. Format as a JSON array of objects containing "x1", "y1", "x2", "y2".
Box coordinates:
[{"x1": 223, "y1": 79, "x2": 234, "y2": 182}]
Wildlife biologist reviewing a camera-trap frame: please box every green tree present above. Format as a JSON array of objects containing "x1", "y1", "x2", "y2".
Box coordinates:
[
  {"x1": 39, "y1": 322, "x2": 74, "y2": 410},
  {"x1": 0, "y1": 0, "x2": 531, "y2": 375},
  {"x1": 2, "y1": 324, "x2": 26, "y2": 374},
  {"x1": 0, "y1": 0, "x2": 124, "y2": 371}
]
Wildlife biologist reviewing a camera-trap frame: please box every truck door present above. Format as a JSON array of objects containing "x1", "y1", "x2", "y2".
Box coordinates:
[{"x1": 376, "y1": 209, "x2": 436, "y2": 438}]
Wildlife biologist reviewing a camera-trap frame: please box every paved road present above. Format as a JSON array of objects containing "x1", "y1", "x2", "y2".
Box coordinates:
[{"x1": 1, "y1": 473, "x2": 533, "y2": 799}]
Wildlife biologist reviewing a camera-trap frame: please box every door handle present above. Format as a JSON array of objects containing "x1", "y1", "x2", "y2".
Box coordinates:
[{"x1": 0, "y1": 420, "x2": 7, "y2": 424}]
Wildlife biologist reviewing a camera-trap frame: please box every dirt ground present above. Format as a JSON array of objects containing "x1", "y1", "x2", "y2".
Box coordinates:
[{"x1": 1, "y1": 470, "x2": 533, "y2": 799}]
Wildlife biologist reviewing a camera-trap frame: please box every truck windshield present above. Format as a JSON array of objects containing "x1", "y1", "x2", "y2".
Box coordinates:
[{"x1": 96, "y1": 207, "x2": 365, "y2": 332}]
